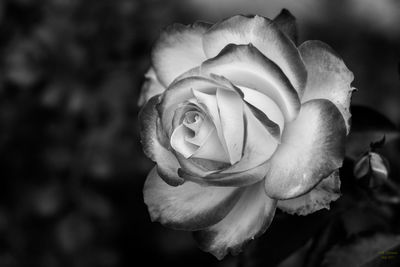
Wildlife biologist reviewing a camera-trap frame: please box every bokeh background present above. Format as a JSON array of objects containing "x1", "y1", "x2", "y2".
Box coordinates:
[{"x1": 0, "y1": 0, "x2": 400, "y2": 266}]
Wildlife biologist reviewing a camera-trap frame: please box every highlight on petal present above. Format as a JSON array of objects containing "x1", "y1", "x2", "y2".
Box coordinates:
[
  {"x1": 239, "y1": 86, "x2": 285, "y2": 131},
  {"x1": 277, "y1": 170, "x2": 341, "y2": 215},
  {"x1": 216, "y1": 88, "x2": 244, "y2": 164},
  {"x1": 194, "y1": 182, "x2": 277, "y2": 260},
  {"x1": 225, "y1": 104, "x2": 279, "y2": 173},
  {"x1": 152, "y1": 22, "x2": 210, "y2": 86},
  {"x1": 191, "y1": 89, "x2": 230, "y2": 157},
  {"x1": 196, "y1": 44, "x2": 301, "y2": 121},
  {"x1": 144, "y1": 167, "x2": 244, "y2": 231},
  {"x1": 265, "y1": 99, "x2": 347, "y2": 200},
  {"x1": 202, "y1": 15, "x2": 307, "y2": 97},
  {"x1": 138, "y1": 68, "x2": 166, "y2": 106},
  {"x1": 299, "y1": 40, "x2": 355, "y2": 133},
  {"x1": 272, "y1": 9, "x2": 298, "y2": 44},
  {"x1": 139, "y1": 95, "x2": 184, "y2": 186}
]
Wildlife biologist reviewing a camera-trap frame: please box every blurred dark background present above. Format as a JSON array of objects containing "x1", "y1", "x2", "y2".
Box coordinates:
[{"x1": 0, "y1": 0, "x2": 399, "y2": 266}]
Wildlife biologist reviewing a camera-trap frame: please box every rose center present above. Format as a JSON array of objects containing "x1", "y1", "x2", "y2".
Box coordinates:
[{"x1": 182, "y1": 111, "x2": 204, "y2": 135}]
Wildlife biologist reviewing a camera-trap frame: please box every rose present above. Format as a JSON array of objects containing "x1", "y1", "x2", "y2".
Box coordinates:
[{"x1": 138, "y1": 10, "x2": 354, "y2": 259}]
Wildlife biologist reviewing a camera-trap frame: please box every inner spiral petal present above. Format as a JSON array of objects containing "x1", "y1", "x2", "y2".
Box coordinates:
[
  {"x1": 170, "y1": 100, "x2": 231, "y2": 163},
  {"x1": 183, "y1": 111, "x2": 202, "y2": 132},
  {"x1": 185, "y1": 112, "x2": 213, "y2": 147}
]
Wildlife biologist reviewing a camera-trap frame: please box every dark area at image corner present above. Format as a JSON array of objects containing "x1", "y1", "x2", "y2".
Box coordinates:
[{"x1": 0, "y1": 0, "x2": 399, "y2": 267}]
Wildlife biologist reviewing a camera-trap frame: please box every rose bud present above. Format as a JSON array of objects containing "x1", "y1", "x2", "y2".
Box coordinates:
[
  {"x1": 138, "y1": 10, "x2": 354, "y2": 259},
  {"x1": 354, "y1": 152, "x2": 389, "y2": 188}
]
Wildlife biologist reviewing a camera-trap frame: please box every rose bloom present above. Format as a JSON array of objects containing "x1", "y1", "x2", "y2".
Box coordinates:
[{"x1": 138, "y1": 10, "x2": 354, "y2": 259}]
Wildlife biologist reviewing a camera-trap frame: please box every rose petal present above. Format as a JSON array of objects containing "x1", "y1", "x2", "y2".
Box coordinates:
[
  {"x1": 192, "y1": 127, "x2": 231, "y2": 163},
  {"x1": 216, "y1": 88, "x2": 245, "y2": 164},
  {"x1": 246, "y1": 102, "x2": 281, "y2": 142},
  {"x1": 224, "y1": 105, "x2": 279, "y2": 173},
  {"x1": 185, "y1": 113, "x2": 213, "y2": 146},
  {"x1": 194, "y1": 182, "x2": 277, "y2": 259},
  {"x1": 179, "y1": 162, "x2": 269, "y2": 187},
  {"x1": 277, "y1": 170, "x2": 341, "y2": 215},
  {"x1": 272, "y1": 9, "x2": 298, "y2": 44},
  {"x1": 202, "y1": 15, "x2": 307, "y2": 97},
  {"x1": 192, "y1": 89, "x2": 229, "y2": 155},
  {"x1": 264, "y1": 99, "x2": 346, "y2": 199},
  {"x1": 139, "y1": 95, "x2": 184, "y2": 186},
  {"x1": 152, "y1": 22, "x2": 210, "y2": 86},
  {"x1": 189, "y1": 158, "x2": 231, "y2": 172},
  {"x1": 138, "y1": 68, "x2": 166, "y2": 106},
  {"x1": 171, "y1": 103, "x2": 196, "y2": 131},
  {"x1": 143, "y1": 167, "x2": 244, "y2": 231},
  {"x1": 170, "y1": 124, "x2": 199, "y2": 158},
  {"x1": 175, "y1": 153, "x2": 218, "y2": 178},
  {"x1": 193, "y1": 44, "x2": 301, "y2": 121},
  {"x1": 239, "y1": 86, "x2": 285, "y2": 131},
  {"x1": 299, "y1": 40, "x2": 355, "y2": 133}
]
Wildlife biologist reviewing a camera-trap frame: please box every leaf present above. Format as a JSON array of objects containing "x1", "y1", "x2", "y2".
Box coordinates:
[{"x1": 322, "y1": 233, "x2": 400, "y2": 267}]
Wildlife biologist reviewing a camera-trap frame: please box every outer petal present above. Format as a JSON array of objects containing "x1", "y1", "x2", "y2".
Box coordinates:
[
  {"x1": 264, "y1": 99, "x2": 346, "y2": 200},
  {"x1": 299, "y1": 40, "x2": 355, "y2": 133},
  {"x1": 202, "y1": 15, "x2": 307, "y2": 97},
  {"x1": 152, "y1": 22, "x2": 210, "y2": 86},
  {"x1": 272, "y1": 9, "x2": 298, "y2": 44},
  {"x1": 143, "y1": 167, "x2": 244, "y2": 231},
  {"x1": 139, "y1": 95, "x2": 184, "y2": 186},
  {"x1": 181, "y1": 44, "x2": 301, "y2": 121},
  {"x1": 277, "y1": 170, "x2": 341, "y2": 215},
  {"x1": 194, "y1": 182, "x2": 277, "y2": 259},
  {"x1": 138, "y1": 68, "x2": 166, "y2": 106}
]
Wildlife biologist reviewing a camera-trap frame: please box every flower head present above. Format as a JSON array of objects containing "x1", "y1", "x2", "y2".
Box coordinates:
[{"x1": 138, "y1": 9, "x2": 354, "y2": 259}]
